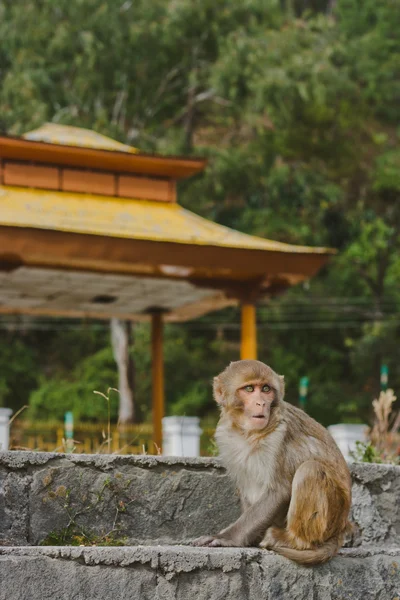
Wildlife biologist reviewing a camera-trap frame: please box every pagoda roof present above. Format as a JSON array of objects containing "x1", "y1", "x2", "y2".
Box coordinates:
[
  {"x1": 0, "y1": 125, "x2": 335, "y2": 322},
  {"x1": 0, "y1": 185, "x2": 333, "y2": 256}
]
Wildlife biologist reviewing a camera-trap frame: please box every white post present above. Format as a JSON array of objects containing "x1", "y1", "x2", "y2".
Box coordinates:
[
  {"x1": 162, "y1": 416, "x2": 202, "y2": 457},
  {"x1": 0, "y1": 408, "x2": 13, "y2": 451},
  {"x1": 328, "y1": 423, "x2": 368, "y2": 460}
]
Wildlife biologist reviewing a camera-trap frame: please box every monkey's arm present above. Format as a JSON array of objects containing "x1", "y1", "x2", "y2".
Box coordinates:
[{"x1": 193, "y1": 488, "x2": 290, "y2": 548}]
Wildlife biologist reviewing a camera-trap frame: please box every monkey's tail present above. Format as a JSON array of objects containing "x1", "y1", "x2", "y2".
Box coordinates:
[{"x1": 272, "y1": 536, "x2": 341, "y2": 566}]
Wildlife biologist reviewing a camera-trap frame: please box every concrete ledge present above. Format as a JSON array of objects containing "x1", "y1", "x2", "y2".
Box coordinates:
[
  {"x1": 1, "y1": 545, "x2": 400, "y2": 600},
  {"x1": 0, "y1": 451, "x2": 224, "y2": 471},
  {"x1": 1, "y1": 452, "x2": 399, "y2": 547}
]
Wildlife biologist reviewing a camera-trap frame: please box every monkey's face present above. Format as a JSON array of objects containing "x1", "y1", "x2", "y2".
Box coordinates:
[
  {"x1": 213, "y1": 360, "x2": 284, "y2": 432},
  {"x1": 236, "y1": 381, "x2": 275, "y2": 431}
]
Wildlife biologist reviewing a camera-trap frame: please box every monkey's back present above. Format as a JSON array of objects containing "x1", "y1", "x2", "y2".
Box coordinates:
[{"x1": 280, "y1": 402, "x2": 351, "y2": 491}]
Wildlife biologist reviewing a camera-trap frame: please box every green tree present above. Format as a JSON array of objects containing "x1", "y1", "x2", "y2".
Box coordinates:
[
  {"x1": 0, "y1": 0, "x2": 399, "y2": 426},
  {"x1": 29, "y1": 347, "x2": 118, "y2": 422}
]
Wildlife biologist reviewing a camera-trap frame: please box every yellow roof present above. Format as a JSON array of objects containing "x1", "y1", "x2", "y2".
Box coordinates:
[
  {"x1": 23, "y1": 123, "x2": 138, "y2": 153},
  {"x1": 0, "y1": 186, "x2": 333, "y2": 255}
]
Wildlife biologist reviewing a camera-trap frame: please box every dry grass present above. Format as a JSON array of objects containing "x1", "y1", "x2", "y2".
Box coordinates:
[
  {"x1": 368, "y1": 389, "x2": 400, "y2": 464},
  {"x1": 93, "y1": 387, "x2": 118, "y2": 454}
]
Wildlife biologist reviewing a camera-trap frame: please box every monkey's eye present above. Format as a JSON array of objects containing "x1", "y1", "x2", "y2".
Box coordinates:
[
  {"x1": 262, "y1": 384, "x2": 271, "y2": 393},
  {"x1": 244, "y1": 385, "x2": 254, "y2": 392}
]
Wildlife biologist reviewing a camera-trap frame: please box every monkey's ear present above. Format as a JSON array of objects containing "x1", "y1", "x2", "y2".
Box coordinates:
[{"x1": 213, "y1": 376, "x2": 226, "y2": 406}]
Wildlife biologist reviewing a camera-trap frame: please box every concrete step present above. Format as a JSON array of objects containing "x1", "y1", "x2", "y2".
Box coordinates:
[
  {"x1": 1, "y1": 451, "x2": 399, "y2": 548},
  {"x1": 1, "y1": 544, "x2": 399, "y2": 600}
]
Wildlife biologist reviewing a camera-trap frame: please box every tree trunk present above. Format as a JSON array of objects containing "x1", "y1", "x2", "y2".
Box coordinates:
[{"x1": 110, "y1": 319, "x2": 135, "y2": 424}]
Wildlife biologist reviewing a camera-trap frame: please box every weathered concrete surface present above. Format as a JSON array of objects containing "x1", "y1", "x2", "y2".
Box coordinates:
[
  {"x1": 1, "y1": 545, "x2": 399, "y2": 600},
  {"x1": 0, "y1": 452, "x2": 238, "y2": 546},
  {"x1": 350, "y1": 462, "x2": 400, "y2": 547},
  {"x1": 0, "y1": 451, "x2": 399, "y2": 547}
]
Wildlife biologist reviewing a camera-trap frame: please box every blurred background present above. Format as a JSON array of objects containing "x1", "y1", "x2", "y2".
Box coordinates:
[{"x1": 0, "y1": 0, "x2": 399, "y2": 456}]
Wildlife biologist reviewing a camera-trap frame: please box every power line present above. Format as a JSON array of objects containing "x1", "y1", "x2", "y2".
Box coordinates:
[{"x1": 0, "y1": 316, "x2": 399, "y2": 331}]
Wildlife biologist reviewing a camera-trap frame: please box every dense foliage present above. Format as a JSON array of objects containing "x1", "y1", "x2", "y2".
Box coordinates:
[{"x1": 0, "y1": 0, "x2": 399, "y2": 426}]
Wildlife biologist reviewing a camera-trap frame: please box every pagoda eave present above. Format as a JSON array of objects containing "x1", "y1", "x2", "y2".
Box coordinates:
[
  {"x1": 0, "y1": 135, "x2": 207, "y2": 180},
  {"x1": 0, "y1": 225, "x2": 332, "y2": 282}
]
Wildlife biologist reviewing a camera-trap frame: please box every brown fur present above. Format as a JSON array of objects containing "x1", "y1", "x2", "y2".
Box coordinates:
[{"x1": 194, "y1": 360, "x2": 352, "y2": 566}]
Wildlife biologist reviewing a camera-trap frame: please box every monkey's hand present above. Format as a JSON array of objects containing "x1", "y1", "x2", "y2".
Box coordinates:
[
  {"x1": 208, "y1": 537, "x2": 240, "y2": 547},
  {"x1": 192, "y1": 535, "x2": 240, "y2": 547},
  {"x1": 191, "y1": 535, "x2": 216, "y2": 546}
]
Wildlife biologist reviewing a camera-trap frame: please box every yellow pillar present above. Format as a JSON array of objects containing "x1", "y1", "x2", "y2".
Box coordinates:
[
  {"x1": 151, "y1": 312, "x2": 164, "y2": 453},
  {"x1": 240, "y1": 303, "x2": 257, "y2": 360}
]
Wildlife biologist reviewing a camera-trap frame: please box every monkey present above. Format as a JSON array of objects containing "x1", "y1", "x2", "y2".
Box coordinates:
[{"x1": 193, "y1": 360, "x2": 352, "y2": 566}]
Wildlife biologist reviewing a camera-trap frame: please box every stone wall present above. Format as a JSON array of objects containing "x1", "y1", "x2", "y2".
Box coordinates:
[
  {"x1": 1, "y1": 451, "x2": 399, "y2": 547},
  {"x1": 1, "y1": 545, "x2": 399, "y2": 600}
]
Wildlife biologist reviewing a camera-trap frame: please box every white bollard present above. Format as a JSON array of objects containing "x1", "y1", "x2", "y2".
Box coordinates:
[
  {"x1": 162, "y1": 416, "x2": 202, "y2": 457},
  {"x1": 0, "y1": 408, "x2": 13, "y2": 451},
  {"x1": 328, "y1": 423, "x2": 368, "y2": 460}
]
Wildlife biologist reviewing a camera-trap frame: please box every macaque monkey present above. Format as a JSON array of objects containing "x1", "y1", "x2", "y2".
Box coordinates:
[{"x1": 194, "y1": 360, "x2": 352, "y2": 566}]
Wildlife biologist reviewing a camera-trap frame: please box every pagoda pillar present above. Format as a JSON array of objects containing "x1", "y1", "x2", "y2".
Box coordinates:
[
  {"x1": 240, "y1": 302, "x2": 257, "y2": 360},
  {"x1": 151, "y1": 312, "x2": 165, "y2": 453}
]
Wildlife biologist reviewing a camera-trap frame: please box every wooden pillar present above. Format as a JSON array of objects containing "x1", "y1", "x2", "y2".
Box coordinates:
[
  {"x1": 151, "y1": 312, "x2": 164, "y2": 453},
  {"x1": 240, "y1": 303, "x2": 257, "y2": 360}
]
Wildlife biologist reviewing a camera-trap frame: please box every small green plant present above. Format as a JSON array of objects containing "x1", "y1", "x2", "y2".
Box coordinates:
[
  {"x1": 350, "y1": 441, "x2": 383, "y2": 464},
  {"x1": 41, "y1": 526, "x2": 127, "y2": 547},
  {"x1": 206, "y1": 437, "x2": 219, "y2": 457}
]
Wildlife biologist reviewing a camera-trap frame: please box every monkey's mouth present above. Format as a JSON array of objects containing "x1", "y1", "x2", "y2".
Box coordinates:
[{"x1": 252, "y1": 415, "x2": 266, "y2": 420}]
